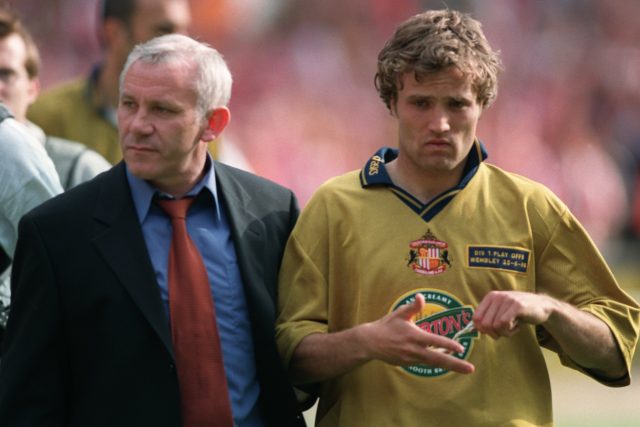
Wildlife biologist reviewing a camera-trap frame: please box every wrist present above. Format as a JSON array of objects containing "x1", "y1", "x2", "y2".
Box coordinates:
[{"x1": 352, "y1": 322, "x2": 376, "y2": 362}]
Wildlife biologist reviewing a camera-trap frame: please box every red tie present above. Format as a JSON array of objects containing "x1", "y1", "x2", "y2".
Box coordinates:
[{"x1": 156, "y1": 197, "x2": 234, "y2": 427}]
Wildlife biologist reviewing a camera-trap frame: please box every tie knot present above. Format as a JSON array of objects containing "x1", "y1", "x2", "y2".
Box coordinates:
[{"x1": 156, "y1": 197, "x2": 195, "y2": 220}]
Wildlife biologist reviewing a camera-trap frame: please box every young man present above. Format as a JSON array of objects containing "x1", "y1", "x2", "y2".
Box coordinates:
[
  {"x1": 0, "y1": 7, "x2": 110, "y2": 189},
  {"x1": 0, "y1": 103, "x2": 61, "y2": 341},
  {"x1": 276, "y1": 9, "x2": 640, "y2": 426},
  {"x1": 0, "y1": 34, "x2": 305, "y2": 426}
]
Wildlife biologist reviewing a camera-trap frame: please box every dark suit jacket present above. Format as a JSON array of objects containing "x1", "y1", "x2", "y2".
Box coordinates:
[{"x1": 0, "y1": 162, "x2": 306, "y2": 427}]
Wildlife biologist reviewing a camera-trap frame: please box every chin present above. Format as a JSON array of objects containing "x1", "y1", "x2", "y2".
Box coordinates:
[{"x1": 125, "y1": 161, "x2": 157, "y2": 180}]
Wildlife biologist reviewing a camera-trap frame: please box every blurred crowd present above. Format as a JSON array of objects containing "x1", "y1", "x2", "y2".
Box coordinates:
[{"x1": 13, "y1": 0, "x2": 640, "y2": 256}]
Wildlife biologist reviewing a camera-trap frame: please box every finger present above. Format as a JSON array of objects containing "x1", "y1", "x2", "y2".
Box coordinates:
[
  {"x1": 475, "y1": 299, "x2": 501, "y2": 339},
  {"x1": 473, "y1": 290, "x2": 496, "y2": 320},
  {"x1": 497, "y1": 315, "x2": 520, "y2": 337},
  {"x1": 394, "y1": 293, "x2": 426, "y2": 321},
  {"x1": 420, "y1": 349, "x2": 475, "y2": 374},
  {"x1": 502, "y1": 322, "x2": 520, "y2": 337},
  {"x1": 421, "y1": 333, "x2": 465, "y2": 355}
]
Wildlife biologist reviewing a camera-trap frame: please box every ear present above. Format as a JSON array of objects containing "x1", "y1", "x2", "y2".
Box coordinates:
[
  {"x1": 389, "y1": 96, "x2": 398, "y2": 117},
  {"x1": 26, "y1": 78, "x2": 41, "y2": 106},
  {"x1": 201, "y1": 107, "x2": 230, "y2": 142}
]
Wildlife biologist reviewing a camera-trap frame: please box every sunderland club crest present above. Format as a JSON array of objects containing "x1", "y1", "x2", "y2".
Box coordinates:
[{"x1": 407, "y1": 230, "x2": 451, "y2": 276}]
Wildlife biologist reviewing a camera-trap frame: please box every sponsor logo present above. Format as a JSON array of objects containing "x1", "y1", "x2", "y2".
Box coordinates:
[
  {"x1": 407, "y1": 230, "x2": 451, "y2": 276},
  {"x1": 391, "y1": 289, "x2": 477, "y2": 377}
]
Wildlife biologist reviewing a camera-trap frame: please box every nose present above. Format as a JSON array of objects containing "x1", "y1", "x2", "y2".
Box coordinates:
[
  {"x1": 128, "y1": 109, "x2": 154, "y2": 136},
  {"x1": 427, "y1": 106, "x2": 450, "y2": 135}
]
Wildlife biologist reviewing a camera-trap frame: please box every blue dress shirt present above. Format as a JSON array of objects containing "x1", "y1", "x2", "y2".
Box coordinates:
[{"x1": 126, "y1": 158, "x2": 264, "y2": 427}]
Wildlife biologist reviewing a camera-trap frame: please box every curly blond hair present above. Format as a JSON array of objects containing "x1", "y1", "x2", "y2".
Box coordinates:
[{"x1": 375, "y1": 9, "x2": 502, "y2": 110}]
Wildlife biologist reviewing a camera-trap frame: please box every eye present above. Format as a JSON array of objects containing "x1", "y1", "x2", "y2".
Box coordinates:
[
  {"x1": 154, "y1": 25, "x2": 175, "y2": 36},
  {"x1": 0, "y1": 69, "x2": 16, "y2": 82},
  {"x1": 450, "y1": 100, "x2": 465, "y2": 109},
  {"x1": 120, "y1": 99, "x2": 136, "y2": 109},
  {"x1": 153, "y1": 105, "x2": 174, "y2": 114},
  {"x1": 411, "y1": 98, "x2": 429, "y2": 108},
  {"x1": 449, "y1": 98, "x2": 471, "y2": 110}
]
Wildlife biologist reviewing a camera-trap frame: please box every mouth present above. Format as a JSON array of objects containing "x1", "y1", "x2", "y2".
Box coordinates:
[
  {"x1": 425, "y1": 138, "x2": 450, "y2": 146},
  {"x1": 124, "y1": 145, "x2": 156, "y2": 154},
  {"x1": 423, "y1": 139, "x2": 451, "y2": 150}
]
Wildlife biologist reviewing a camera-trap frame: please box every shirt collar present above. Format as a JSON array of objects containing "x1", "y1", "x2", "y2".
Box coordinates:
[
  {"x1": 359, "y1": 139, "x2": 488, "y2": 222},
  {"x1": 126, "y1": 154, "x2": 220, "y2": 223},
  {"x1": 360, "y1": 139, "x2": 488, "y2": 188},
  {"x1": 86, "y1": 64, "x2": 118, "y2": 127}
]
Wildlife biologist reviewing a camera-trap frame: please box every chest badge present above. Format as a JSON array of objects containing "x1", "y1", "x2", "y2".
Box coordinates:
[{"x1": 407, "y1": 230, "x2": 451, "y2": 276}]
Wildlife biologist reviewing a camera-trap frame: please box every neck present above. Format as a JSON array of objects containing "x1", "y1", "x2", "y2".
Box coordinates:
[
  {"x1": 97, "y1": 56, "x2": 126, "y2": 109},
  {"x1": 152, "y1": 153, "x2": 210, "y2": 199},
  {"x1": 386, "y1": 156, "x2": 464, "y2": 204}
]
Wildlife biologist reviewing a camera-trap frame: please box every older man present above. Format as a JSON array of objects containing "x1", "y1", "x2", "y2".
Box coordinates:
[{"x1": 0, "y1": 34, "x2": 305, "y2": 427}]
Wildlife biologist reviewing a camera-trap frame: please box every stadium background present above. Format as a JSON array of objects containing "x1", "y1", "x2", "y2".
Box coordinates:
[{"x1": 12, "y1": 1, "x2": 640, "y2": 425}]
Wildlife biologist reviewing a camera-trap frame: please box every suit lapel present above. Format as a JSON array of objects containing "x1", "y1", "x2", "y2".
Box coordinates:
[
  {"x1": 91, "y1": 164, "x2": 174, "y2": 357},
  {"x1": 214, "y1": 164, "x2": 272, "y2": 318}
]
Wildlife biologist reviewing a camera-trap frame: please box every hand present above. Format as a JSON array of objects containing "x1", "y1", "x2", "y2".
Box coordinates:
[
  {"x1": 361, "y1": 294, "x2": 475, "y2": 374},
  {"x1": 473, "y1": 291, "x2": 556, "y2": 339}
]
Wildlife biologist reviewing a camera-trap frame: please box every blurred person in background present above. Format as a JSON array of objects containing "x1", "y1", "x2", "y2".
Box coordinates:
[
  {"x1": 0, "y1": 102, "x2": 61, "y2": 345},
  {"x1": 27, "y1": 0, "x2": 190, "y2": 164},
  {"x1": 0, "y1": 5, "x2": 110, "y2": 189},
  {"x1": 27, "y1": 0, "x2": 252, "y2": 171},
  {"x1": 276, "y1": 9, "x2": 640, "y2": 426}
]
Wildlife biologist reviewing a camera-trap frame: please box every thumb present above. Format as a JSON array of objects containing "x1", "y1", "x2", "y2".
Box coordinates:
[{"x1": 394, "y1": 293, "x2": 425, "y2": 321}]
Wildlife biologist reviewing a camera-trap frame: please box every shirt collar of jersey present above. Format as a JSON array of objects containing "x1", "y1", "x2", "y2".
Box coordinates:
[
  {"x1": 126, "y1": 154, "x2": 221, "y2": 224},
  {"x1": 360, "y1": 139, "x2": 488, "y2": 222}
]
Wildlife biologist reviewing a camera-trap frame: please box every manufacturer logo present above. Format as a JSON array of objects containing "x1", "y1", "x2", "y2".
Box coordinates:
[
  {"x1": 407, "y1": 230, "x2": 451, "y2": 276},
  {"x1": 390, "y1": 289, "x2": 477, "y2": 377},
  {"x1": 368, "y1": 155, "x2": 383, "y2": 175}
]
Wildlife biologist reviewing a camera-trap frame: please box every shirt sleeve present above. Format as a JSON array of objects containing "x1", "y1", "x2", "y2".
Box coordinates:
[
  {"x1": 276, "y1": 190, "x2": 332, "y2": 368},
  {"x1": 535, "y1": 204, "x2": 640, "y2": 386}
]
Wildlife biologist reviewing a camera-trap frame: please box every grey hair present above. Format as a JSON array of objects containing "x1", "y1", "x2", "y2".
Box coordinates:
[{"x1": 119, "y1": 34, "x2": 232, "y2": 117}]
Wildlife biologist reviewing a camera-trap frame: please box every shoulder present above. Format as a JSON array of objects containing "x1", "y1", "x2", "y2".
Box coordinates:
[
  {"x1": 45, "y1": 136, "x2": 110, "y2": 167},
  {"x1": 27, "y1": 78, "x2": 87, "y2": 120},
  {"x1": 45, "y1": 136, "x2": 112, "y2": 188},
  {"x1": 24, "y1": 165, "x2": 121, "y2": 221},
  {"x1": 0, "y1": 119, "x2": 59, "y2": 182},
  {"x1": 215, "y1": 161, "x2": 295, "y2": 201},
  {"x1": 317, "y1": 169, "x2": 362, "y2": 193},
  {"x1": 480, "y1": 163, "x2": 569, "y2": 217},
  {"x1": 33, "y1": 79, "x2": 86, "y2": 104},
  {"x1": 302, "y1": 169, "x2": 362, "y2": 207}
]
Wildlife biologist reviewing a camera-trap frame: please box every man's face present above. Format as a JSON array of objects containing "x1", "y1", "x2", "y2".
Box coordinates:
[
  {"x1": 118, "y1": 60, "x2": 209, "y2": 194},
  {"x1": 391, "y1": 67, "x2": 482, "y2": 177},
  {"x1": 0, "y1": 33, "x2": 38, "y2": 121},
  {"x1": 128, "y1": 0, "x2": 191, "y2": 45}
]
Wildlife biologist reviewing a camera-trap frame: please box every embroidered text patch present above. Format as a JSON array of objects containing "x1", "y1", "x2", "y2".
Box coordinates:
[{"x1": 467, "y1": 246, "x2": 529, "y2": 273}]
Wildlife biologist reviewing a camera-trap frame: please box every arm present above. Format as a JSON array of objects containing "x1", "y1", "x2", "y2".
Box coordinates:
[
  {"x1": 473, "y1": 291, "x2": 626, "y2": 379},
  {"x1": 0, "y1": 118, "x2": 62, "y2": 255},
  {"x1": 289, "y1": 294, "x2": 474, "y2": 384}
]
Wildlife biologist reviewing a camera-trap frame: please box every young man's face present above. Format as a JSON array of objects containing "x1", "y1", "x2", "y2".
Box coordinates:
[
  {"x1": 0, "y1": 33, "x2": 38, "y2": 121},
  {"x1": 128, "y1": 0, "x2": 191, "y2": 45},
  {"x1": 391, "y1": 67, "x2": 482, "y2": 178},
  {"x1": 109, "y1": 0, "x2": 191, "y2": 68}
]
